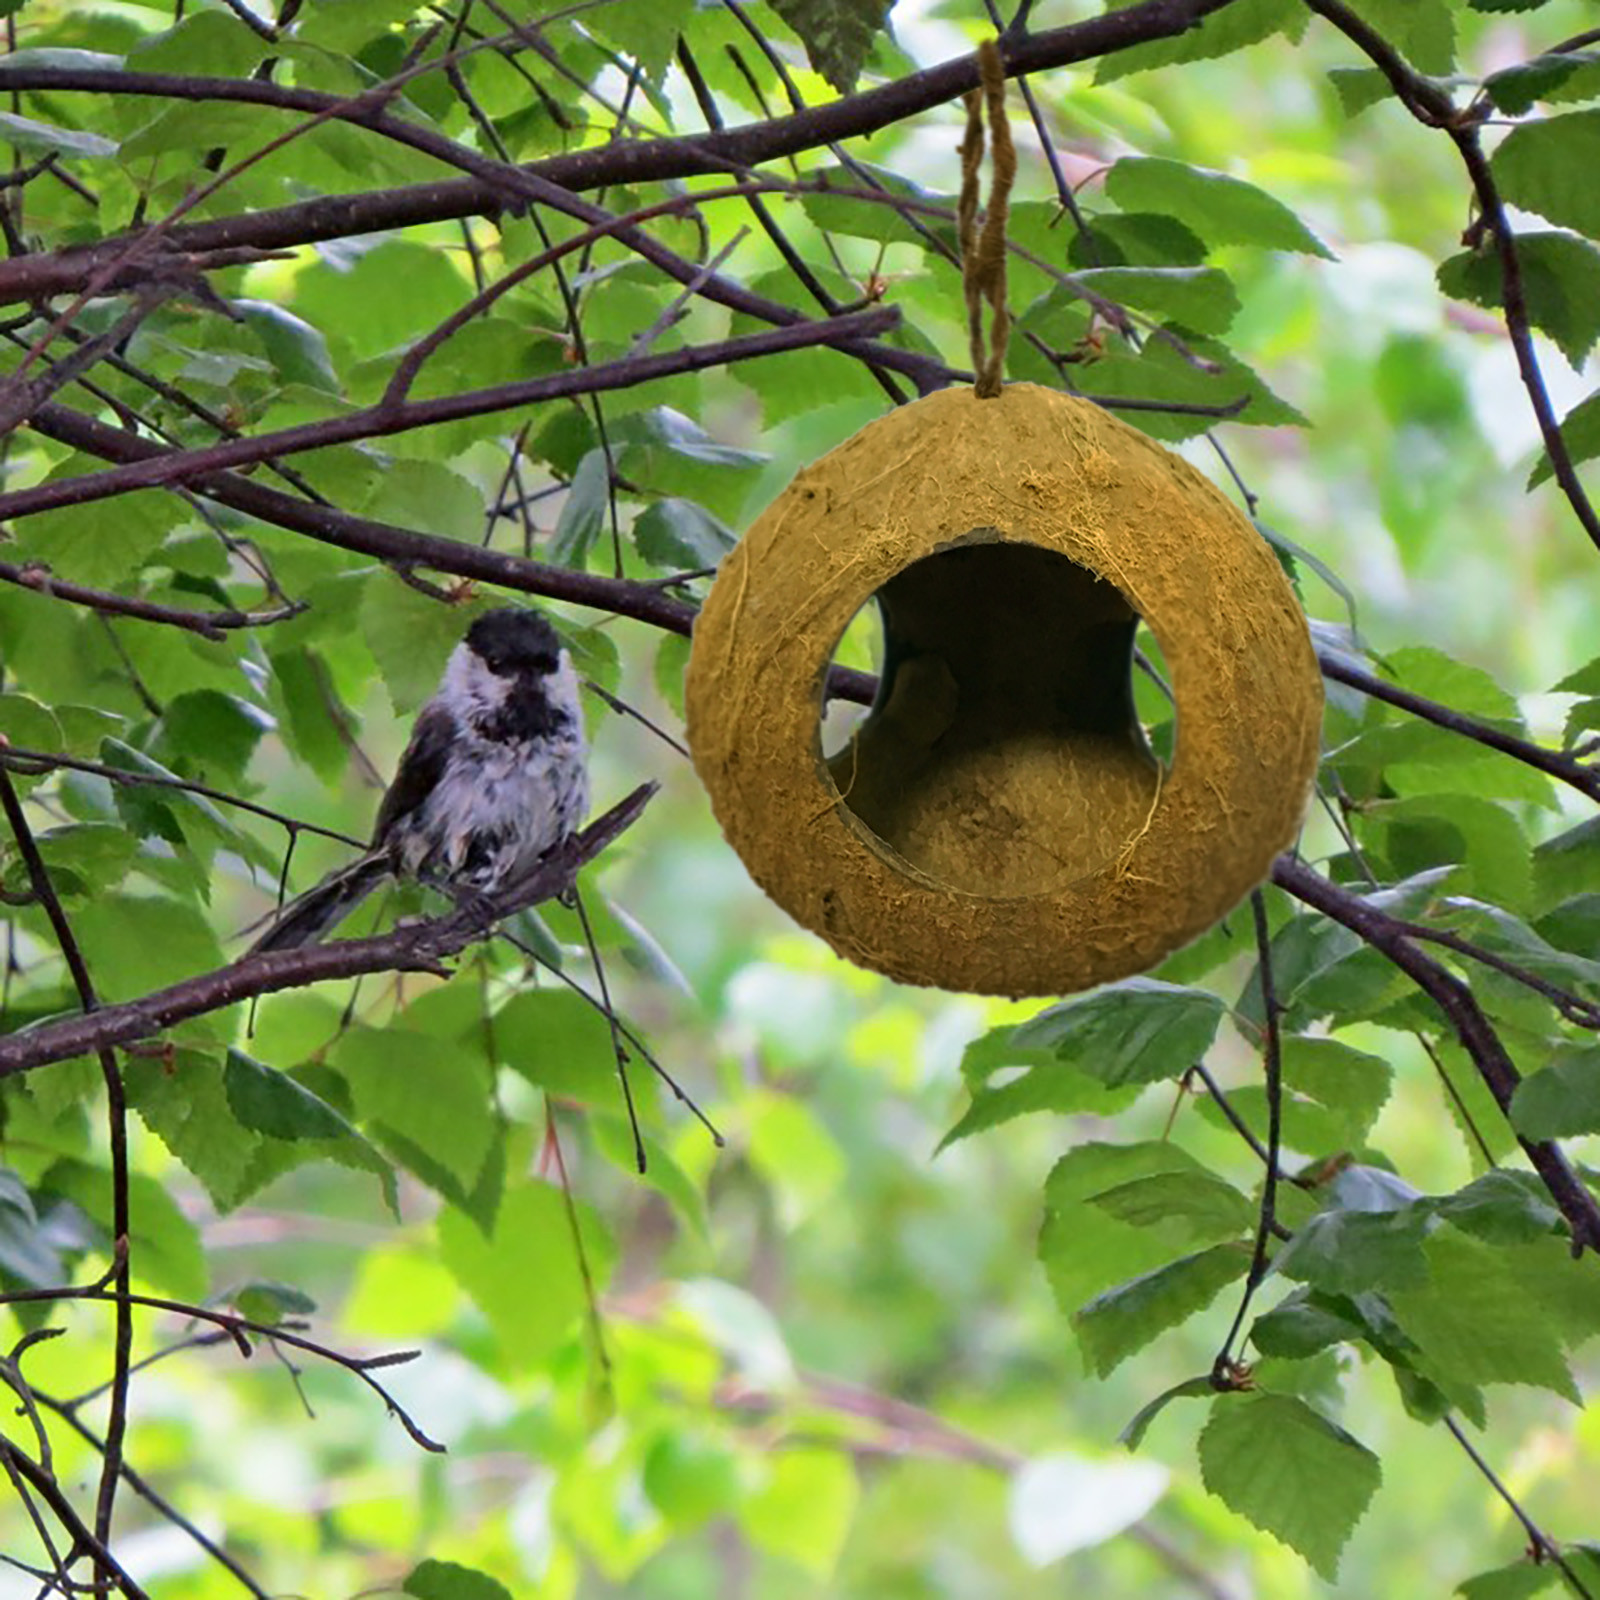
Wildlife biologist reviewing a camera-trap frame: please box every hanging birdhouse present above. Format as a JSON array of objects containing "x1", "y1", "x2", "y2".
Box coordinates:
[{"x1": 685, "y1": 383, "x2": 1322, "y2": 998}]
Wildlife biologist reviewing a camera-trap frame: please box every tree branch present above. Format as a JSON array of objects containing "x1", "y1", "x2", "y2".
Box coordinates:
[
  {"x1": 1272, "y1": 855, "x2": 1600, "y2": 1254},
  {"x1": 0, "y1": 783, "x2": 656, "y2": 1078},
  {"x1": 1301, "y1": 0, "x2": 1600, "y2": 553},
  {"x1": 0, "y1": 0, "x2": 1243, "y2": 305},
  {"x1": 0, "y1": 309, "x2": 898, "y2": 521}
]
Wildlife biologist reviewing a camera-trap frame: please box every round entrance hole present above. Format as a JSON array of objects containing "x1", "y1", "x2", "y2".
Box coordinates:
[{"x1": 816, "y1": 538, "x2": 1171, "y2": 899}]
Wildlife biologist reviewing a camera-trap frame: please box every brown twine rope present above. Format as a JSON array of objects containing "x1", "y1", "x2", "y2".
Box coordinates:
[{"x1": 958, "y1": 39, "x2": 1014, "y2": 400}]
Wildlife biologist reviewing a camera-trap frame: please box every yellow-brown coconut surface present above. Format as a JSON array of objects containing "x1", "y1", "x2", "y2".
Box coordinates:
[{"x1": 685, "y1": 383, "x2": 1322, "y2": 997}]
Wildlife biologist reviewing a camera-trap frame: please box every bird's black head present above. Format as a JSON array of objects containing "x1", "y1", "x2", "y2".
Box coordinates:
[{"x1": 465, "y1": 608, "x2": 563, "y2": 679}]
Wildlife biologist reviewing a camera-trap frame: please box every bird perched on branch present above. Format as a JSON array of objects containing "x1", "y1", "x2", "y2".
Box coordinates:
[{"x1": 249, "y1": 606, "x2": 589, "y2": 953}]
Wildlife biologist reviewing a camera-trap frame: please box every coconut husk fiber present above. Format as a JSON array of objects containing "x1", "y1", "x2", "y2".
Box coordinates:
[{"x1": 685, "y1": 383, "x2": 1323, "y2": 997}]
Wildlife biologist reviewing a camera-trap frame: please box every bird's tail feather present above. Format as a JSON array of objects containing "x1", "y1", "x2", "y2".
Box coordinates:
[{"x1": 247, "y1": 853, "x2": 393, "y2": 954}]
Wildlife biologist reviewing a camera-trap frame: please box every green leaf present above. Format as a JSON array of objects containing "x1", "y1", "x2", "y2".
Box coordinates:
[
  {"x1": 1484, "y1": 51, "x2": 1600, "y2": 117},
  {"x1": 1273, "y1": 1204, "x2": 1433, "y2": 1295},
  {"x1": 1011, "y1": 978, "x2": 1227, "y2": 1089},
  {"x1": 800, "y1": 163, "x2": 952, "y2": 248},
  {"x1": 1343, "y1": 0, "x2": 1454, "y2": 72},
  {"x1": 1074, "y1": 1243, "x2": 1249, "y2": 1376},
  {"x1": 0, "y1": 1169, "x2": 65, "y2": 1287},
  {"x1": 744, "y1": 1446, "x2": 859, "y2": 1577},
  {"x1": 1250, "y1": 1290, "x2": 1368, "y2": 1359},
  {"x1": 1040, "y1": 1142, "x2": 1221, "y2": 1312},
  {"x1": 1105, "y1": 157, "x2": 1334, "y2": 258},
  {"x1": 0, "y1": 692, "x2": 62, "y2": 754},
  {"x1": 234, "y1": 299, "x2": 340, "y2": 392},
  {"x1": 334, "y1": 1026, "x2": 496, "y2": 1194},
  {"x1": 1387, "y1": 1231, "x2": 1580, "y2": 1399},
  {"x1": 769, "y1": 0, "x2": 894, "y2": 93},
  {"x1": 230, "y1": 1280, "x2": 317, "y2": 1326},
  {"x1": 1073, "y1": 266, "x2": 1240, "y2": 334},
  {"x1": 1509, "y1": 1047, "x2": 1600, "y2": 1138},
  {"x1": 224, "y1": 1049, "x2": 360, "y2": 1142},
  {"x1": 939, "y1": 1027, "x2": 1136, "y2": 1148},
  {"x1": 1198, "y1": 1393, "x2": 1380, "y2": 1578},
  {"x1": 359, "y1": 578, "x2": 467, "y2": 716},
  {"x1": 633, "y1": 498, "x2": 737, "y2": 570},
  {"x1": 437, "y1": 1180, "x2": 614, "y2": 1367},
  {"x1": 403, "y1": 1559, "x2": 515, "y2": 1600},
  {"x1": 1491, "y1": 112, "x2": 1600, "y2": 239},
  {"x1": 0, "y1": 110, "x2": 115, "y2": 160},
  {"x1": 72, "y1": 893, "x2": 227, "y2": 1005},
  {"x1": 585, "y1": 0, "x2": 692, "y2": 79},
  {"x1": 1118, "y1": 1376, "x2": 1214, "y2": 1449},
  {"x1": 1328, "y1": 66, "x2": 1394, "y2": 117},
  {"x1": 550, "y1": 448, "x2": 611, "y2": 567},
  {"x1": 45, "y1": 1161, "x2": 207, "y2": 1302},
  {"x1": 1457, "y1": 1559, "x2": 1562, "y2": 1600},
  {"x1": 1096, "y1": 0, "x2": 1306, "y2": 82},
  {"x1": 364, "y1": 460, "x2": 486, "y2": 548},
  {"x1": 1088, "y1": 1171, "x2": 1254, "y2": 1246},
  {"x1": 1528, "y1": 387, "x2": 1600, "y2": 488},
  {"x1": 1365, "y1": 793, "x2": 1532, "y2": 909},
  {"x1": 267, "y1": 646, "x2": 352, "y2": 787},
  {"x1": 1437, "y1": 235, "x2": 1600, "y2": 367},
  {"x1": 15, "y1": 474, "x2": 180, "y2": 588}
]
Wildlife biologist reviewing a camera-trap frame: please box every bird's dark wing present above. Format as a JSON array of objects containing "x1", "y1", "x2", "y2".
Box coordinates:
[{"x1": 373, "y1": 700, "x2": 455, "y2": 846}]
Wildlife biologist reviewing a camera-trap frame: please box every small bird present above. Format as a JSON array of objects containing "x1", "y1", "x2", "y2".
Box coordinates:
[{"x1": 249, "y1": 606, "x2": 590, "y2": 953}]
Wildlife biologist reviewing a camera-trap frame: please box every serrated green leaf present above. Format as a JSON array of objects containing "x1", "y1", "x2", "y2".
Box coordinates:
[
  {"x1": 1096, "y1": 0, "x2": 1305, "y2": 82},
  {"x1": 1388, "y1": 1231, "x2": 1579, "y2": 1399},
  {"x1": 770, "y1": 0, "x2": 893, "y2": 93},
  {"x1": 1013, "y1": 978, "x2": 1227, "y2": 1088},
  {"x1": 1528, "y1": 386, "x2": 1600, "y2": 488},
  {"x1": 800, "y1": 163, "x2": 950, "y2": 248},
  {"x1": 224, "y1": 1049, "x2": 359, "y2": 1141},
  {"x1": 1073, "y1": 266, "x2": 1240, "y2": 334},
  {"x1": 1438, "y1": 235, "x2": 1600, "y2": 367},
  {"x1": 1040, "y1": 1142, "x2": 1216, "y2": 1312},
  {"x1": 1509, "y1": 1048, "x2": 1600, "y2": 1138},
  {"x1": 1484, "y1": 51, "x2": 1600, "y2": 117},
  {"x1": 1105, "y1": 156, "x2": 1333, "y2": 258},
  {"x1": 0, "y1": 1169, "x2": 64, "y2": 1287},
  {"x1": 365, "y1": 460, "x2": 485, "y2": 548},
  {"x1": 585, "y1": 0, "x2": 692, "y2": 79},
  {"x1": 1328, "y1": 66, "x2": 1393, "y2": 116},
  {"x1": 1250, "y1": 1289, "x2": 1367, "y2": 1358},
  {"x1": 1344, "y1": 0, "x2": 1454, "y2": 72},
  {"x1": 1366, "y1": 793, "x2": 1531, "y2": 908},
  {"x1": 1074, "y1": 1243, "x2": 1249, "y2": 1376},
  {"x1": 359, "y1": 578, "x2": 467, "y2": 716},
  {"x1": 1274, "y1": 1205, "x2": 1433, "y2": 1294},
  {"x1": 1088, "y1": 1171, "x2": 1254, "y2": 1245},
  {"x1": 1491, "y1": 112, "x2": 1600, "y2": 239},
  {"x1": 15, "y1": 473, "x2": 180, "y2": 588},
  {"x1": 633, "y1": 498, "x2": 737, "y2": 570},
  {"x1": 1198, "y1": 1393, "x2": 1380, "y2": 1578}
]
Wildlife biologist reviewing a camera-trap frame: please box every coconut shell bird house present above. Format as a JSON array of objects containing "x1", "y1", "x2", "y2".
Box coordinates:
[{"x1": 684, "y1": 52, "x2": 1321, "y2": 998}]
